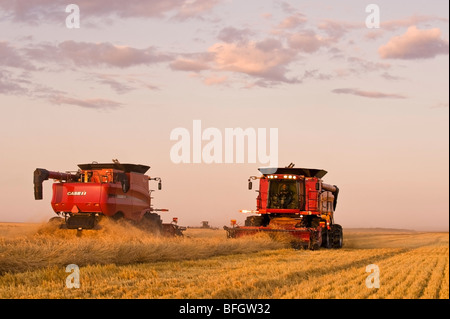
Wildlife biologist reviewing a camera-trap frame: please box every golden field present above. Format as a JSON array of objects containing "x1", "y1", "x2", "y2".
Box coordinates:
[{"x1": 0, "y1": 220, "x2": 448, "y2": 299}]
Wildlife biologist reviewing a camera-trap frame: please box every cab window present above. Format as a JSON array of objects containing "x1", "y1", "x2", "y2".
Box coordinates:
[{"x1": 267, "y1": 180, "x2": 303, "y2": 209}]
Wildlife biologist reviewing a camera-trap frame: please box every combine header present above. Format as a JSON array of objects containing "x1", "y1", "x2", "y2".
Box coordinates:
[
  {"x1": 34, "y1": 159, "x2": 185, "y2": 236},
  {"x1": 224, "y1": 164, "x2": 342, "y2": 250}
]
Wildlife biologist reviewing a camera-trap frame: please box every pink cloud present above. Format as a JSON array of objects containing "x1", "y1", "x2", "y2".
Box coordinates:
[
  {"x1": 170, "y1": 38, "x2": 299, "y2": 86},
  {"x1": 203, "y1": 74, "x2": 228, "y2": 86},
  {"x1": 217, "y1": 27, "x2": 255, "y2": 44},
  {"x1": 169, "y1": 57, "x2": 211, "y2": 72},
  {"x1": 382, "y1": 15, "x2": 448, "y2": 31},
  {"x1": 261, "y1": 13, "x2": 273, "y2": 20},
  {"x1": 0, "y1": 0, "x2": 222, "y2": 23},
  {"x1": 93, "y1": 74, "x2": 136, "y2": 94},
  {"x1": 318, "y1": 14, "x2": 448, "y2": 46},
  {"x1": 347, "y1": 57, "x2": 391, "y2": 72},
  {"x1": 60, "y1": 41, "x2": 171, "y2": 67},
  {"x1": 381, "y1": 72, "x2": 403, "y2": 81},
  {"x1": 276, "y1": 13, "x2": 307, "y2": 30},
  {"x1": 173, "y1": 0, "x2": 221, "y2": 21},
  {"x1": 26, "y1": 41, "x2": 171, "y2": 68},
  {"x1": 0, "y1": 41, "x2": 36, "y2": 70},
  {"x1": 48, "y1": 94, "x2": 123, "y2": 109},
  {"x1": 430, "y1": 102, "x2": 449, "y2": 109},
  {"x1": 0, "y1": 70, "x2": 29, "y2": 95},
  {"x1": 365, "y1": 30, "x2": 385, "y2": 40},
  {"x1": 379, "y1": 26, "x2": 449, "y2": 60},
  {"x1": 91, "y1": 72, "x2": 161, "y2": 93},
  {"x1": 317, "y1": 19, "x2": 362, "y2": 41},
  {"x1": 208, "y1": 39, "x2": 298, "y2": 83},
  {"x1": 288, "y1": 30, "x2": 329, "y2": 53},
  {"x1": 332, "y1": 88, "x2": 407, "y2": 99}
]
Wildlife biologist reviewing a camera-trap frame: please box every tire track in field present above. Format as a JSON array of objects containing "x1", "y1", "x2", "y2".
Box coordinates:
[
  {"x1": 284, "y1": 244, "x2": 448, "y2": 299},
  {"x1": 366, "y1": 245, "x2": 447, "y2": 299},
  {"x1": 287, "y1": 248, "x2": 415, "y2": 299},
  {"x1": 439, "y1": 257, "x2": 449, "y2": 298},
  {"x1": 413, "y1": 246, "x2": 447, "y2": 299},
  {"x1": 211, "y1": 248, "x2": 410, "y2": 298}
]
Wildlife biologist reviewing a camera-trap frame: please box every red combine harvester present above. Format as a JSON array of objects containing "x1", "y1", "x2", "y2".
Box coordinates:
[
  {"x1": 33, "y1": 159, "x2": 185, "y2": 236},
  {"x1": 224, "y1": 164, "x2": 342, "y2": 250}
]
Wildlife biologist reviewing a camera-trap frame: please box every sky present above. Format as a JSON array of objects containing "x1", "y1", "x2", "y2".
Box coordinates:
[{"x1": 0, "y1": 0, "x2": 448, "y2": 231}]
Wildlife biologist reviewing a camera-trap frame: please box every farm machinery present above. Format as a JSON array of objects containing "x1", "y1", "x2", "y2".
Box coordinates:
[
  {"x1": 33, "y1": 159, "x2": 185, "y2": 236},
  {"x1": 224, "y1": 164, "x2": 342, "y2": 250}
]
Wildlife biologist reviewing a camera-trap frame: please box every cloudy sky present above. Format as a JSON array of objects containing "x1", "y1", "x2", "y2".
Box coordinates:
[{"x1": 0, "y1": 0, "x2": 448, "y2": 231}]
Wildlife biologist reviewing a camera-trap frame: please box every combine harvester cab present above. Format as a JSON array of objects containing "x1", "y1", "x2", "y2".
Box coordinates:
[
  {"x1": 224, "y1": 164, "x2": 343, "y2": 250},
  {"x1": 34, "y1": 159, "x2": 185, "y2": 236}
]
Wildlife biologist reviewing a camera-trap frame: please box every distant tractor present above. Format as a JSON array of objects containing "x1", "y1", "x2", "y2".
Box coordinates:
[
  {"x1": 224, "y1": 164, "x2": 342, "y2": 249},
  {"x1": 34, "y1": 159, "x2": 185, "y2": 236},
  {"x1": 201, "y1": 221, "x2": 210, "y2": 229}
]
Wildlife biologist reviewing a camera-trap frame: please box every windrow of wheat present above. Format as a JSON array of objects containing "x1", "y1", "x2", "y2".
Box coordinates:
[{"x1": 0, "y1": 219, "x2": 286, "y2": 275}]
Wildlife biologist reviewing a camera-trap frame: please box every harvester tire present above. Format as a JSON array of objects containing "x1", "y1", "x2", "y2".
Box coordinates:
[
  {"x1": 331, "y1": 224, "x2": 343, "y2": 248},
  {"x1": 141, "y1": 212, "x2": 163, "y2": 235},
  {"x1": 111, "y1": 211, "x2": 124, "y2": 221},
  {"x1": 309, "y1": 230, "x2": 321, "y2": 250},
  {"x1": 245, "y1": 216, "x2": 263, "y2": 227},
  {"x1": 321, "y1": 228, "x2": 331, "y2": 249},
  {"x1": 290, "y1": 240, "x2": 306, "y2": 250}
]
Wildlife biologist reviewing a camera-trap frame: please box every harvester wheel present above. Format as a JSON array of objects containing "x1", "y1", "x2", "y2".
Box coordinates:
[
  {"x1": 245, "y1": 216, "x2": 263, "y2": 227},
  {"x1": 111, "y1": 211, "x2": 124, "y2": 221},
  {"x1": 141, "y1": 212, "x2": 163, "y2": 235},
  {"x1": 290, "y1": 240, "x2": 306, "y2": 250},
  {"x1": 321, "y1": 228, "x2": 331, "y2": 249},
  {"x1": 331, "y1": 224, "x2": 343, "y2": 248},
  {"x1": 309, "y1": 230, "x2": 321, "y2": 250}
]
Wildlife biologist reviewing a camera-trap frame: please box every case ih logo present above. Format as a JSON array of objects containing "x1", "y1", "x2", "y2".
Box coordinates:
[{"x1": 67, "y1": 191, "x2": 87, "y2": 196}]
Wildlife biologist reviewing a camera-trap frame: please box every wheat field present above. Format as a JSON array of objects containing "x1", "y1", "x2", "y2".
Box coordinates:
[{"x1": 0, "y1": 220, "x2": 448, "y2": 299}]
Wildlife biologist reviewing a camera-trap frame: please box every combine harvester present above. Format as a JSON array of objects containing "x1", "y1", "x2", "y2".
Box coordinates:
[
  {"x1": 224, "y1": 164, "x2": 342, "y2": 250},
  {"x1": 34, "y1": 159, "x2": 185, "y2": 236}
]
